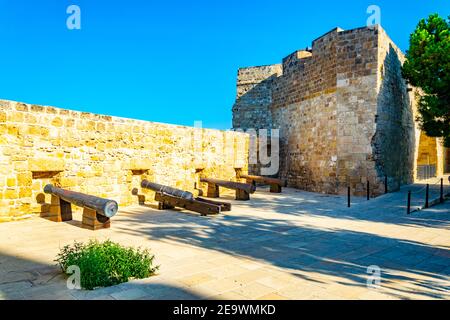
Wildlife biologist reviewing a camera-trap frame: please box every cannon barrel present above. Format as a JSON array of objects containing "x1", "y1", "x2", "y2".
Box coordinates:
[
  {"x1": 200, "y1": 178, "x2": 256, "y2": 194},
  {"x1": 141, "y1": 180, "x2": 194, "y2": 201},
  {"x1": 240, "y1": 174, "x2": 287, "y2": 187},
  {"x1": 44, "y1": 184, "x2": 118, "y2": 218}
]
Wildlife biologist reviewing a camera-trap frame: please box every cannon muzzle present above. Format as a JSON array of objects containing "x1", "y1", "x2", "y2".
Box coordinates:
[{"x1": 44, "y1": 184, "x2": 118, "y2": 218}]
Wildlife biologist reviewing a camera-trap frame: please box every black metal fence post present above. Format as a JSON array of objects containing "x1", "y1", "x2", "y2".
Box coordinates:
[
  {"x1": 407, "y1": 191, "x2": 411, "y2": 215},
  {"x1": 347, "y1": 186, "x2": 351, "y2": 208},
  {"x1": 425, "y1": 184, "x2": 429, "y2": 208},
  {"x1": 440, "y1": 178, "x2": 444, "y2": 203},
  {"x1": 366, "y1": 181, "x2": 370, "y2": 200}
]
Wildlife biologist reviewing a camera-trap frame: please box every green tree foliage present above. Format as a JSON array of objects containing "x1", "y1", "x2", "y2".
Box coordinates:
[{"x1": 402, "y1": 14, "x2": 450, "y2": 147}]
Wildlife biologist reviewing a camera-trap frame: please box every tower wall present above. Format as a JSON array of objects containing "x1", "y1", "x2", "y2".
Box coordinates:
[{"x1": 232, "y1": 25, "x2": 433, "y2": 196}]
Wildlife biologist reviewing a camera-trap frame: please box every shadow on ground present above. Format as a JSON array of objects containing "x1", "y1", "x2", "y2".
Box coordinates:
[
  {"x1": 1, "y1": 186, "x2": 449, "y2": 300},
  {"x1": 116, "y1": 193, "x2": 450, "y2": 299},
  {"x1": 231, "y1": 185, "x2": 450, "y2": 229},
  {"x1": 0, "y1": 251, "x2": 205, "y2": 300}
]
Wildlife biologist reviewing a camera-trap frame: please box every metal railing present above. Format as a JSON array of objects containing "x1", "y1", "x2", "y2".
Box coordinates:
[
  {"x1": 345, "y1": 175, "x2": 449, "y2": 214},
  {"x1": 417, "y1": 165, "x2": 437, "y2": 180},
  {"x1": 406, "y1": 177, "x2": 449, "y2": 214}
]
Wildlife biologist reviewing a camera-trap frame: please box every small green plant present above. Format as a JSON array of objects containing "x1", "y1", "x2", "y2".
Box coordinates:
[{"x1": 55, "y1": 239, "x2": 158, "y2": 290}]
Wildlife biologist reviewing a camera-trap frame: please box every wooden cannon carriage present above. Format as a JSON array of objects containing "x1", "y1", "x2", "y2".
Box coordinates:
[
  {"x1": 239, "y1": 174, "x2": 287, "y2": 193},
  {"x1": 140, "y1": 180, "x2": 231, "y2": 216},
  {"x1": 43, "y1": 184, "x2": 118, "y2": 230},
  {"x1": 200, "y1": 178, "x2": 256, "y2": 200}
]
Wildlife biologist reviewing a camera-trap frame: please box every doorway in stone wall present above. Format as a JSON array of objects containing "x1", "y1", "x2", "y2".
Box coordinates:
[{"x1": 416, "y1": 132, "x2": 438, "y2": 180}]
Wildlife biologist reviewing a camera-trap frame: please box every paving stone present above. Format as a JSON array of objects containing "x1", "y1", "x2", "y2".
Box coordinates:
[
  {"x1": 255, "y1": 276, "x2": 291, "y2": 291},
  {"x1": 204, "y1": 265, "x2": 250, "y2": 279},
  {"x1": 232, "y1": 282, "x2": 276, "y2": 299},
  {"x1": 179, "y1": 273, "x2": 216, "y2": 287},
  {"x1": 0, "y1": 291, "x2": 26, "y2": 300},
  {"x1": 0, "y1": 280, "x2": 33, "y2": 293},
  {"x1": 110, "y1": 288, "x2": 148, "y2": 300},
  {"x1": 208, "y1": 291, "x2": 249, "y2": 300},
  {"x1": 257, "y1": 293, "x2": 289, "y2": 300},
  {"x1": 91, "y1": 295, "x2": 115, "y2": 300},
  {"x1": 0, "y1": 187, "x2": 449, "y2": 300}
]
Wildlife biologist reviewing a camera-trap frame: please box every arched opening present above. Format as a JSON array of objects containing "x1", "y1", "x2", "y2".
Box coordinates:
[{"x1": 416, "y1": 131, "x2": 438, "y2": 180}]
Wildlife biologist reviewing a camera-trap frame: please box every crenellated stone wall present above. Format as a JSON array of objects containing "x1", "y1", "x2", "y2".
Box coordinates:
[
  {"x1": 232, "y1": 64, "x2": 282, "y2": 130},
  {"x1": 232, "y1": 25, "x2": 444, "y2": 196},
  {"x1": 271, "y1": 29, "x2": 341, "y2": 193},
  {"x1": 0, "y1": 100, "x2": 249, "y2": 222}
]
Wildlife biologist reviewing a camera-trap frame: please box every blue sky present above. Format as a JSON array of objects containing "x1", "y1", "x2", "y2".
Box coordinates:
[{"x1": 0, "y1": 0, "x2": 448, "y2": 129}]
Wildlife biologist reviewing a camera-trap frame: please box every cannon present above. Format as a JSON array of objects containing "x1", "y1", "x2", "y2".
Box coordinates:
[
  {"x1": 141, "y1": 180, "x2": 194, "y2": 200},
  {"x1": 239, "y1": 174, "x2": 287, "y2": 193},
  {"x1": 200, "y1": 177, "x2": 256, "y2": 200},
  {"x1": 140, "y1": 180, "x2": 231, "y2": 216},
  {"x1": 43, "y1": 184, "x2": 118, "y2": 230}
]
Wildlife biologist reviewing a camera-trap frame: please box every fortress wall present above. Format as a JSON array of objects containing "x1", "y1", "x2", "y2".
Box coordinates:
[
  {"x1": 232, "y1": 65, "x2": 282, "y2": 176},
  {"x1": 232, "y1": 25, "x2": 442, "y2": 195},
  {"x1": 272, "y1": 93, "x2": 338, "y2": 192},
  {"x1": 233, "y1": 27, "x2": 380, "y2": 193},
  {"x1": 233, "y1": 27, "x2": 385, "y2": 194},
  {"x1": 0, "y1": 100, "x2": 249, "y2": 222},
  {"x1": 373, "y1": 28, "x2": 417, "y2": 189},
  {"x1": 272, "y1": 29, "x2": 339, "y2": 109},
  {"x1": 271, "y1": 29, "x2": 340, "y2": 193},
  {"x1": 335, "y1": 26, "x2": 380, "y2": 195},
  {"x1": 232, "y1": 64, "x2": 282, "y2": 130}
]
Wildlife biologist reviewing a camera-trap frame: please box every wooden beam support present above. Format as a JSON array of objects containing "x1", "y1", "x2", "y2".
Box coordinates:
[
  {"x1": 201, "y1": 178, "x2": 255, "y2": 200},
  {"x1": 240, "y1": 174, "x2": 286, "y2": 193},
  {"x1": 155, "y1": 192, "x2": 231, "y2": 216},
  {"x1": 236, "y1": 189, "x2": 250, "y2": 200},
  {"x1": 207, "y1": 183, "x2": 220, "y2": 198},
  {"x1": 269, "y1": 184, "x2": 282, "y2": 193},
  {"x1": 196, "y1": 197, "x2": 231, "y2": 212},
  {"x1": 45, "y1": 195, "x2": 73, "y2": 222},
  {"x1": 81, "y1": 208, "x2": 110, "y2": 230}
]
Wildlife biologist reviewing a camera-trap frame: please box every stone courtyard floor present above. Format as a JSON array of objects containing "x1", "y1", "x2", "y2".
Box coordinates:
[{"x1": 0, "y1": 182, "x2": 449, "y2": 300}]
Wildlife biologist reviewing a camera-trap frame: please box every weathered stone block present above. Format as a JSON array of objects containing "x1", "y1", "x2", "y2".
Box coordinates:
[
  {"x1": 6, "y1": 177, "x2": 16, "y2": 187},
  {"x1": 4, "y1": 189, "x2": 19, "y2": 199},
  {"x1": 28, "y1": 158, "x2": 65, "y2": 172},
  {"x1": 17, "y1": 173, "x2": 32, "y2": 186},
  {"x1": 51, "y1": 117, "x2": 63, "y2": 127}
]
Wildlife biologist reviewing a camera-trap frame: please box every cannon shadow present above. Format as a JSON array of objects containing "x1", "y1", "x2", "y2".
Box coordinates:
[{"x1": 114, "y1": 190, "x2": 450, "y2": 300}]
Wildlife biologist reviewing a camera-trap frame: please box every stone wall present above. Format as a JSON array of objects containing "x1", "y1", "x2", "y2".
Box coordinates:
[
  {"x1": 232, "y1": 64, "x2": 282, "y2": 130},
  {"x1": 272, "y1": 93, "x2": 337, "y2": 192},
  {"x1": 232, "y1": 65, "x2": 282, "y2": 175},
  {"x1": 436, "y1": 140, "x2": 447, "y2": 176},
  {"x1": 232, "y1": 25, "x2": 443, "y2": 196},
  {"x1": 271, "y1": 29, "x2": 340, "y2": 192},
  {"x1": 335, "y1": 27, "x2": 380, "y2": 195},
  {"x1": 371, "y1": 28, "x2": 416, "y2": 191},
  {"x1": 0, "y1": 99, "x2": 249, "y2": 222}
]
